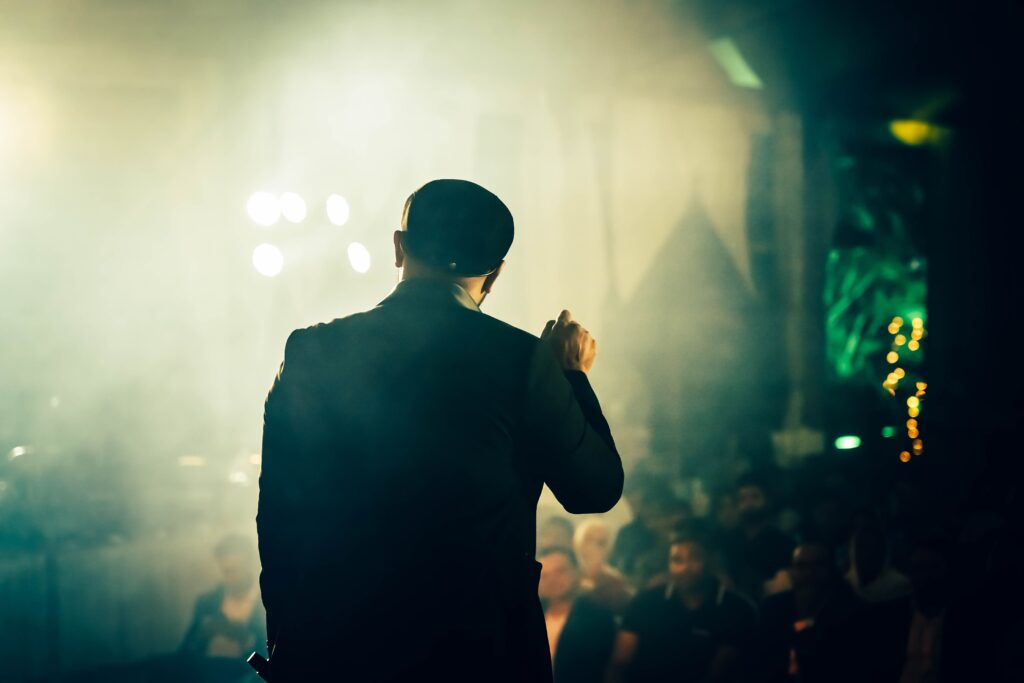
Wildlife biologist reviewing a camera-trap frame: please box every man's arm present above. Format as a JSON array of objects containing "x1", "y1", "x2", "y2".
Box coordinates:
[{"x1": 524, "y1": 310, "x2": 623, "y2": 514}]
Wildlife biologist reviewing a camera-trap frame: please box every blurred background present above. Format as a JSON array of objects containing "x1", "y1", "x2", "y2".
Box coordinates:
[{"x1": 1, "y1": 0, "x2": 1020, "y2": 681}]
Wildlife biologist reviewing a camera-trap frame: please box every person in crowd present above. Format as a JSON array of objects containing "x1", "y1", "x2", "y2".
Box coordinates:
[
  {"x1": 896, "y1": 532, "x2": 952, "y2": 683},
  {"x1": 537, "y1": 546, "x2": 617, "y2": 683},
  {"x1": 726, "y1": 472, "x2": 795, "y2": 601},
  {"x1": 180, "y1": 533, "x2": 265, "y2": 660},
  {"x1": 756, "y1": 541, "x2": 872, "y2": 683},
  {"x1": 611, "y1": 478, "x2": 691, "y2": 588},
  {"x1": 573, "y1": 519, "x2": 633, "y2": 615},
  {"x1": 539, "y1": 515, "x2": 576, "y2": 551},
  {"x1": 845, "y1": 511, "x2": 910, "y2": 603},
  {"x1": 608, "y1": 524, "x2": 757, "y2": 683}
]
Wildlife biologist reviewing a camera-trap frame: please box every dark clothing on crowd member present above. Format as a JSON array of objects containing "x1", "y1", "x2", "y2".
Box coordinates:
[
  {"x1": 620, "y1": 579, "x2": 757, "y2": 683},
  {"x1": 726, "y1": 526, "x2": 795, "y2": 600},
  {"x1": 257, "y1": 279, "x2": 623, "y2": 683},
  {"x1": 550, "y1": 596, "x2": 617, "y2": 683},
  {"x1": 756, "y1": 583, "x2": 874, "y2": 683},
  {"x1": 179, "y1": 586, "x2": 265, "y2": 659}
]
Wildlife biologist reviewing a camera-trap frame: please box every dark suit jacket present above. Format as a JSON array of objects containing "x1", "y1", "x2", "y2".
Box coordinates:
[{"x1": 257, "y1": 279, "x2": 623, "y2": 682}]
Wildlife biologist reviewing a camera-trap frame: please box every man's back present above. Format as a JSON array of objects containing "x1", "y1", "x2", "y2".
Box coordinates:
[{"x1": 257, "y1": 279, "x2": 623, "y2": 681}]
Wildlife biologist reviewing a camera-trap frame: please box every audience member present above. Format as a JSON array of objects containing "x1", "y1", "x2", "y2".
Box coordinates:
[
  {"x1": 756, "y1": 542, "x2": 872, "y2": 683},
  {"x1": 725, "y1": 472, "x2": 795, "y2": 601},
  {"x1": 611, "y1": 478, "x2": 691, "y2": 588},
  {"x1": 538, "y1": 546, "x2": 617, "y2": 683},
  {"x1": 846, "y1": 511, "x2": 910, "y2": 603},
  {"x1": 609, "y1": 525, "x2": 756, "y2": 683},
  {"x1": 573, "y1": 519, "x2": 633, "y2": 615},
  {"x1": 180, "y1": 534, "x2": 265, "y2": 660}
]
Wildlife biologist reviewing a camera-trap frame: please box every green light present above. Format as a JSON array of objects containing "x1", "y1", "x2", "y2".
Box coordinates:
[
  {"x1": 834, "y1": 435, "x2": 862, "y2": 450},
  {"x1": 881, "y1": 426, "x2": 897, "y2": 438},
  {"x1": 708, "y1": 38, "x2": 764, "y2": 89}
]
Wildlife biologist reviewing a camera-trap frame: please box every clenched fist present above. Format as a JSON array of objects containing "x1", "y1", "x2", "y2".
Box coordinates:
[{"x1": 541, "y1": 310, "x2": 597, "y2": 374}]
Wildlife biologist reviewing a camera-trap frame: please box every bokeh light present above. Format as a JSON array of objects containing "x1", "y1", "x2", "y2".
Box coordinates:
[
  {"x1": 252, "y1": 243, "x2": 284, "y2": 277},
  {"x1": 347, "y1": 242, "x2": 371, "y2": 273},
  {"x1": 279, "y1": 192, "x2": 307, "y2": 223},
  {"x1": 247, "y1": 192, "x2": 281, "y2": 226},
  {"x1": 327, "y1": 194, "x2": 351, "y2": 226}
]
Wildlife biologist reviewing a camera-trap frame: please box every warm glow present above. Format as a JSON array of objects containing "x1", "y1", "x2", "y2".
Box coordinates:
[
  {"x1": 907, "y1": 396, "x2": 920, "y2": 408},
  {"x1": 899, "y1": 451, "x2": 911, "y2": 462},
  {"x1": 887, "y1": 351, "x2": 899, "y2": 364},
  {"x1": 279, "y1": 192, "x2": 307, "y2": 223},
  {"x1": 894, "y1": 368, "x2": 906, "y2": 379},
  {"x1": 327, "y1": 194, "x2": 351, "y2": 226},
  {"x1": 907, "y1": 419, "x2": 918, "y2": 429},
  {"x1": 347, "y1": 242, "x2": 371, "y2": 273},
  {"x1": 908, "y1": 340, "x2": 920, "y2": 351},
  {"x1": 908, "y1": 407, "x2": 920, "y2": 418},
  {"x1": 895, "y1": 335, "x2": 907, "y2": 346},
  {"x1": 890, "y1": 120, "x2": 935, "y2": 146}
]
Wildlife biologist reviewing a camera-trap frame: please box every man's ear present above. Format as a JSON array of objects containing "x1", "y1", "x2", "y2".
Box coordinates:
[
  {"x1": 393, "y1": 230, "x2": 406, "y2": 268},
  {"x1": 482, "y1": 260, "x2": 505, "y2": 294}
]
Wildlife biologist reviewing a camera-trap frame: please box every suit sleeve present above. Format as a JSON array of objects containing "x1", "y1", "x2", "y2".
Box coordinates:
[
  {"x1": 256, "y1": 328, "x2": 309, "y2": 646},
  {"x1": 523, "y1": 340, "x2": 623, "y2": 514}
]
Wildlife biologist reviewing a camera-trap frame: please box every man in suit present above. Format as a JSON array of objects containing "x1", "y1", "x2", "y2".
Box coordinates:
[{"x1": 257, "y1": 179, "x2": 623, "y2": 682}]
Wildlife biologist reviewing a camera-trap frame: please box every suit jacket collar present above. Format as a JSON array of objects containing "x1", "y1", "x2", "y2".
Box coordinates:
[{"x1": 378, "y1": 278, "x2": 481, "y2": 312}]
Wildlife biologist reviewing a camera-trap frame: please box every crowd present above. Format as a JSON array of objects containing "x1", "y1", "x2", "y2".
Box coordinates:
[{"x1": 537, "y1": 468, "x2": 1023, "y2": 683}]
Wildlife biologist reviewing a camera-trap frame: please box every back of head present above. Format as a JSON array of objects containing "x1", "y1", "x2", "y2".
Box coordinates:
[{"x1": 401, "y1": 179, "x2": 514, "y2": 277}]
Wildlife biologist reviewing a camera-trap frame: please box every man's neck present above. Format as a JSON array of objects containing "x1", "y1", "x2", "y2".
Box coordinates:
[{"x1": 401, "y1": 271, "x2": 484, "y2": 304}]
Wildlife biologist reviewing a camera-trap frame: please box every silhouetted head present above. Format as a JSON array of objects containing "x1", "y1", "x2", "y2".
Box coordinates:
[
  {"x1": 393, "y1": 179, "x2": 513, "y2": 305},
  {"x1": 538, "y1": 546, "x2": 580, "y2": 604},
  {"x1": 213, "y1": 533, "x2": 257, "y2": 595},
  {"x1": 736, "y1": 472, "x2": 775, "y2": 528}
]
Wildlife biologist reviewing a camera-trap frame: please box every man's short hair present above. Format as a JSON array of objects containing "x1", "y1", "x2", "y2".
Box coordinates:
[
  {"x1": 401, "y1": 179, "x2": 513, "y2": 276},
  {"x1": 537, "y1": 545, "x2": 579, "y2": 568}
]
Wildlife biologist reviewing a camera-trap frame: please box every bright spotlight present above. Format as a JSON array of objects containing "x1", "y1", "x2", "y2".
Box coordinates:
[
  {"x1": 253, "y1": 243, "x2": 284, "y2": 277},
  {"x1": 279, "y1": 192, "x2": 307, "y2": 223},
  {"x1": 327, "y1": 194, "x2": 351, "y2": 226},
  {"x1": 347, "y1": 242, "x2": 371, "y2": 273},
  {"x1": 247, "y1": 192, "x2": 281, "y2": 226}
]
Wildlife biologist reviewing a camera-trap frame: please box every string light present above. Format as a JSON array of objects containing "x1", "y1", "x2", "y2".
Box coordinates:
[
  {"x1": 908, "y1": 407, "x2": 920, "y2": 418},
  {"x1": 906, "y1": 419, "x2": 918, "y2": 429},
  {"x1": 887, "y1": 351, "x2": 899, "y2": 364},
  {"x1": 908, "y1": 340, "x2": 920, "y2": 351},
  {"x1": 895, "y1": 335, "x2": 907, "y2": 346},
  {"x1": 894, "y1": 368, "x2": 906, "y2": 379},
  {"x1": 899, "y1": 451, "x2": 911, "y2": 462}
]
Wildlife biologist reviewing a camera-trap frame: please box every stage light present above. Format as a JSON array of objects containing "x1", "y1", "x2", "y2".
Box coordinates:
[
  {"x1": 708, "y1": 38, "x2": 763, "y2": 89},
  {"x1": 881, "y1": 426, "x2": 897, "y2": 438},
  {"x1": 834, "y1": 435, "x2": 861, "y2": 450},
  {"x1": 228, "y1": 470, "x2": 250, "y2": 485},
  {"x1": 348, "y1": 242, "x2": 371, "y2": 273},
  {"x1": 887, "y1": 351, "x2": 899, "y2": 364},
  {"x1": 247, "y1": 192, "x2": 281, "y2": 226},
  {"x1": 178, "y1": 455, "x2": 206, "y2": 467},
  {"x1": 8, "y1": 446, "x2": 29, "y2": 461},
  {"x1": 899, "y1": 451, "x2": 911, "y2": 462},
  {"x1": 253, "y1": 244, "x2": 284, "y2": 277},
  {"x1": 279, "y1": 192, "x2": 307, "y2": 223},
  {"x1": 327, "y1": 194, "x2": 351, "y2": 226},
  {"x1": 890, "y1": 120, "x2": 935, "y2": 146}
]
